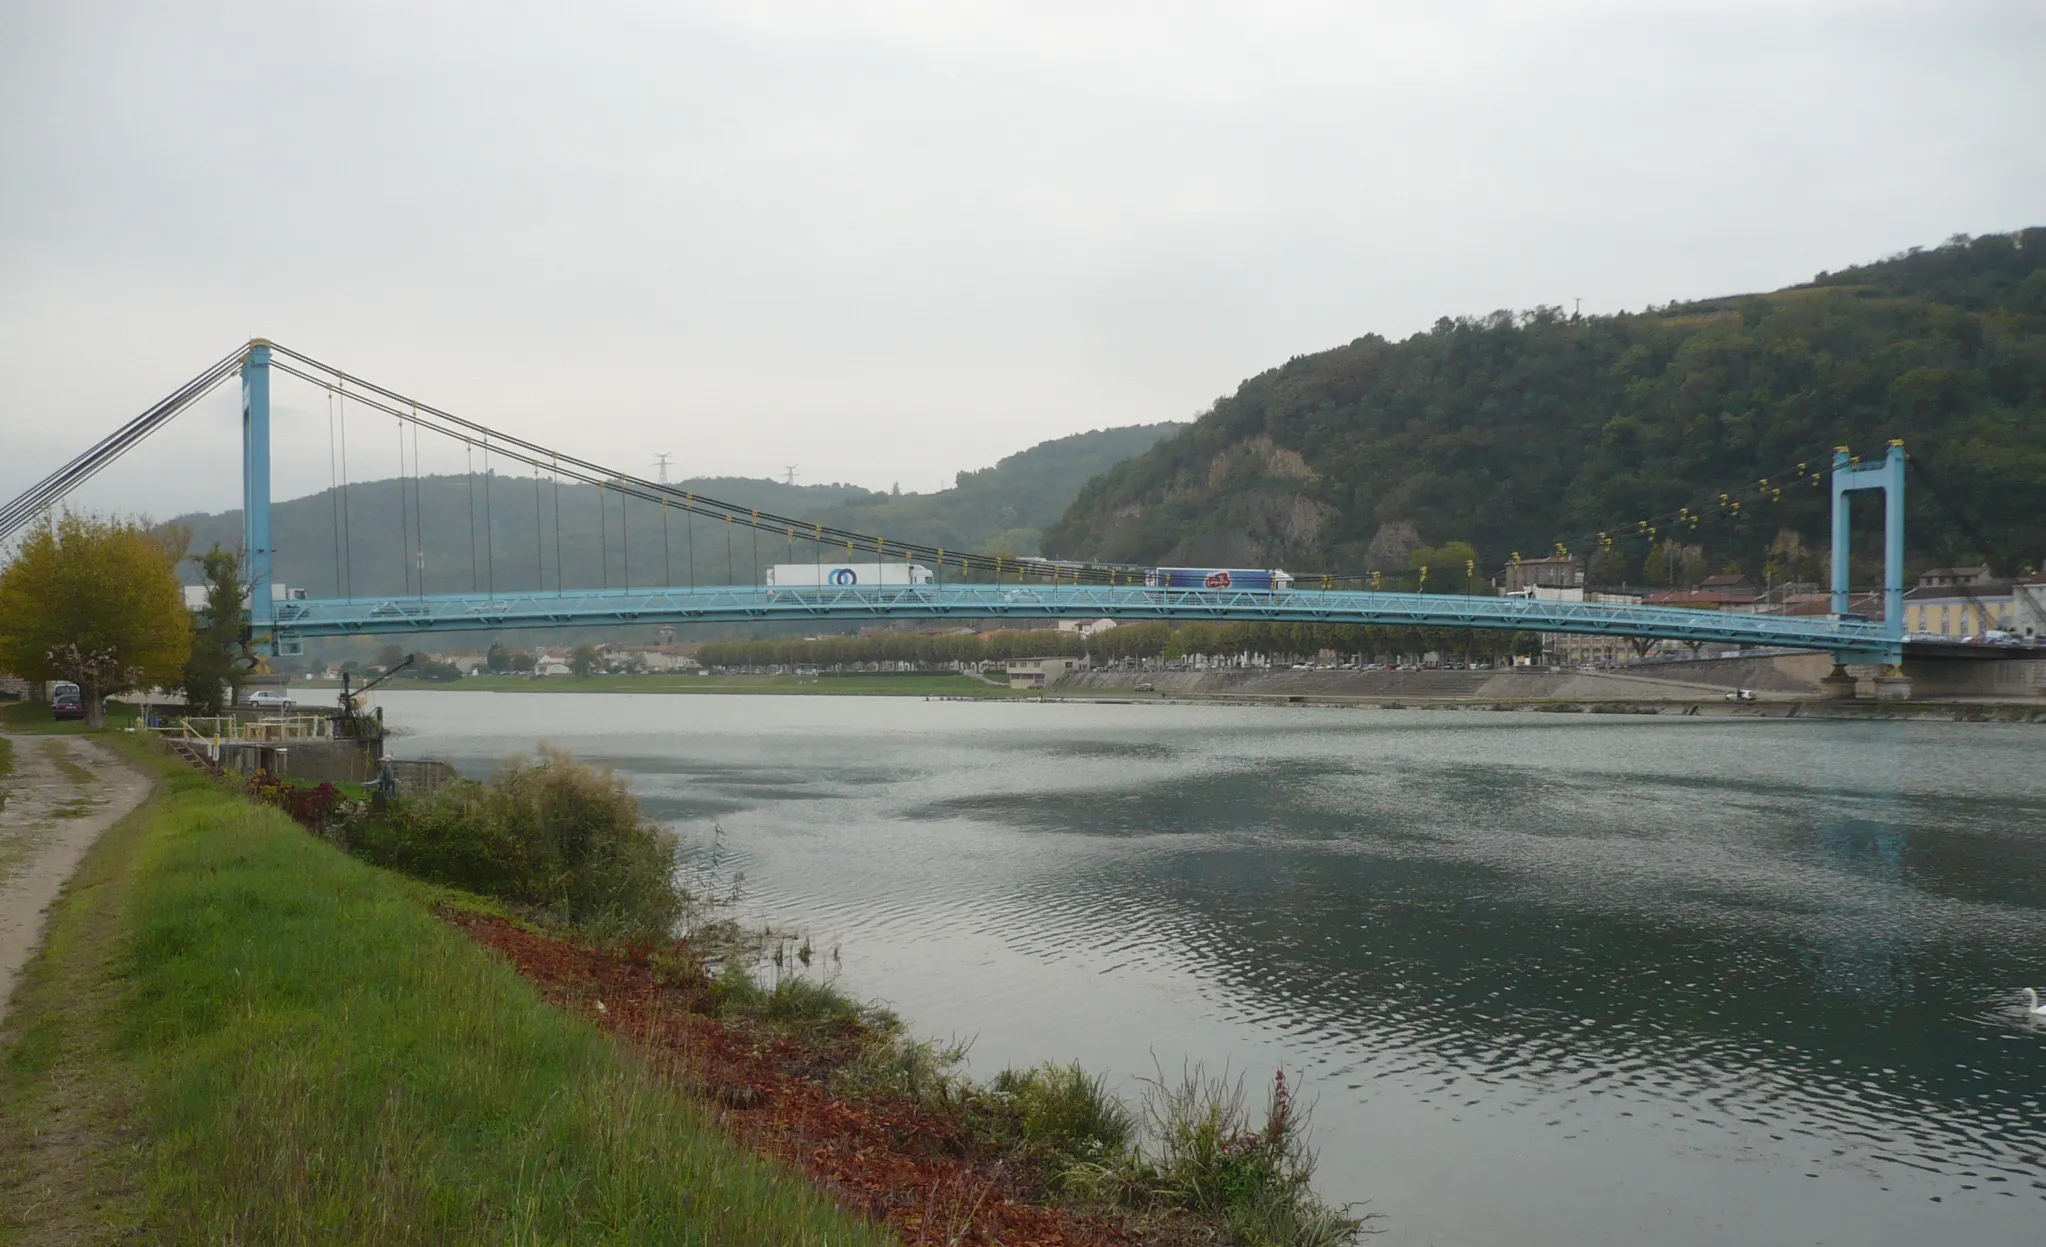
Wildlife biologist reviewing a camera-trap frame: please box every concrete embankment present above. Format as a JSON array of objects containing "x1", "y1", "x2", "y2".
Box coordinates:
[
  {"x1": 1049, "y1": 665, "x2": 2046, "y2": 722},
  {"x1": 1053, "y1": 665, "x2": 1738, "y2": 702},
  {"x1": 1611, "y1": 651, "x2": 2046, "y2": 700}
]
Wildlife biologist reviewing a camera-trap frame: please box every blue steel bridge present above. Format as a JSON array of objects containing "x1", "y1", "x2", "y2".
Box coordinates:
[
  {"x1": 269, "y1": 582, "x2": 1896, "y2": 661},
  {"x1": 1, "y1": 341, "x2": 1911, "y2": 666}
]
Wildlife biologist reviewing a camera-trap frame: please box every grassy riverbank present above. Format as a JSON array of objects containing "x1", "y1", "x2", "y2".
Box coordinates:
[
  {"x1": 5, "y1": 735, "x2": 1363, "y2": 1244},
  {"x1": 0, "y1": 744, "x2": 890, "y2": 1245}
]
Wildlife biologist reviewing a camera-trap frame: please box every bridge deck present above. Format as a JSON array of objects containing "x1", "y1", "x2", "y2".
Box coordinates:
[{"x1": 272, "y1": 584, "x2": 1898, "y2": 659}]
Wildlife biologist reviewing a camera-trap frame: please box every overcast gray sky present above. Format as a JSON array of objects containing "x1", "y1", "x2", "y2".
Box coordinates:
[{"x1": 2, "y1": 0, "x2": 2041, "y2": 520}]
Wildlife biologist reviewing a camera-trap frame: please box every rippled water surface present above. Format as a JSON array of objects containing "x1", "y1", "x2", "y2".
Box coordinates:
[{"x1": 381, "y1": 691, "x2": 2046, "y2": 1246}]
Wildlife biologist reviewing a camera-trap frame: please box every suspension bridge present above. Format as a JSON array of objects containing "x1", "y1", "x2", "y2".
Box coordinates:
[{"x1": 2, "y1": 340, "x2": 1920, "y2": 668}]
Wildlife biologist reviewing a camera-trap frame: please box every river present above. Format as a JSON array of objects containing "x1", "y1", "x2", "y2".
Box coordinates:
[{"x1": 379, "y1": 691, "x2": 2046, "y2": 1246}]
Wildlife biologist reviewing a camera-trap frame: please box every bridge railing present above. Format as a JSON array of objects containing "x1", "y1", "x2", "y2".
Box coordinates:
[{"x1": 269, "y1": 582, "x2": 1894, "y2": 657}]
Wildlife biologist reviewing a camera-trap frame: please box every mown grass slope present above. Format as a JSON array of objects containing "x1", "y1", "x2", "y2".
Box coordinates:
[{"x1": 0, "y1": 750, "x2": 889, "y2": 1246}]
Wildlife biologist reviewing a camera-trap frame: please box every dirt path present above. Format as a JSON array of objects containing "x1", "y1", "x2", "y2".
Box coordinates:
[{"x1": 0, "y1": 735, "x2": 150, "y2": 1023}]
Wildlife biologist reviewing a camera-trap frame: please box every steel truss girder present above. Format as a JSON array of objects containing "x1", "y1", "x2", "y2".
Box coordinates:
[{"x1": 271, "y1": 584, "x2": 1893, "y2": 656}]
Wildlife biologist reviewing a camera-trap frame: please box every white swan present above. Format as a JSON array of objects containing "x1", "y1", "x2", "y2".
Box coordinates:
[{"x1": 2024, "y1": 988, "x2": 2046, "y2": 1017}]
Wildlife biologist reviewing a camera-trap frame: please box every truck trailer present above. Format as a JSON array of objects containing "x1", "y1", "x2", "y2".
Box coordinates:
[
  {"x1": 765, "y1": 563, "x2": 935, "y2": 588},
  {"x1": 1144, "y1": 567, "x2": 1294, "y2": 591}
]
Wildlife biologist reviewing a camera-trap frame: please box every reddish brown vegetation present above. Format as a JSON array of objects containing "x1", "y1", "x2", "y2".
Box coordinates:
[
  {"x1": 447, "y1": 911, "x2": 1157, "y2": 1247},
  {"x1": 242, "y1": 771, "x2": 347, "y2": 829}
]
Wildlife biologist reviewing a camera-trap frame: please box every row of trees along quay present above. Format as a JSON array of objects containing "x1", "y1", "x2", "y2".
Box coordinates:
[
  {"x1": 0, "y1": 514, "x2": 261, "y2": 726},
  {"x1": 695, "y1": 620, "x2": 1542, "y2": 672}
]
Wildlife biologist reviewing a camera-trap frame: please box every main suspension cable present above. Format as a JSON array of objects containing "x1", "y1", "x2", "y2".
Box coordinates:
[
  {"x1": 483, "y1": 441, "x2": 494, "y2": 598},
  {"x1": 328, "y1": 390, "x2": 343, "y2": 597},
  {"x1": 411, "y1": 416, "x2": 426, "y2": 596},
  {"x1": 265, "y1": 347, "x2": 1144, "y2": 585},
  {"x1": 466, "y1": 442, "x2": 479, "y2": 593},
  {"x1": 531, "y1": 459, "x2": 544, "y2": 593},
  {"x1": 395, "y1": 413, "x2": 411, "y2": 595},
  {"x1": 337, "y1": 380, "x2": 354, "y2": 598},
  {"x1": 0, "y1": 345, "x2": 243, "y2": 541}
]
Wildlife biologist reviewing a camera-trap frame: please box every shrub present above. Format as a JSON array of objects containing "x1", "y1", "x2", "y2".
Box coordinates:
[
  {"x1": 242, "y1": 772, "x2": 348, "y2": 831},
  {"x1": 985, "y1": 1062, "x2": 1134, "y2": 1167},
  {"x1": 838, "y1": 1033, "x2": 974, "y2": 1111},
  {"x1": 1062, "y1": 1065, "x2": 1370, "y2": 1247},
  {"x1": 708, "y1": 950, "x2": 891, "y2": 1036},
  {"x1": 759, "y1": 976, "x2": 868, "y2": 1029},
  {"x1": 358, "y1": 746, "x2": 685, "y2": 941}
]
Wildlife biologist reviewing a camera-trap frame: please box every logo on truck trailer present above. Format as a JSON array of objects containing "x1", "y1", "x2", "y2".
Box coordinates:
[
  {"x1": 827, "y1": 567, "x2": 859, "y2": 586},
  {"x1": 1204, "y1": 570, "x2": 1232, "y2": 589}
]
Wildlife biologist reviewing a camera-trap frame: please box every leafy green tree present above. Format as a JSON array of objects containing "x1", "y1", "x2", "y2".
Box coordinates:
[
  {"x1": 569, "y1": 643, "x2": 600, "y2": 678},
  {"x1": 1411, "y1": 541, "x2": 1480, "y2": 593},
  {"x1": 0, "y1": 513, "x2": 190, "y2": 727},
  {"x1": 510, "y1": 650, "x2": 536, "y2": 674},
  {"x1": 376, "y1": 643, "x2": 406, "y2": 674},
  {"x1": 1646, "y1": 540, "x2": 1710, "y2": 588},
  {"x1": 486, "y1": 640, "x2": 511, "y2": 673},
  {"x1": 407, "y1": 656, "x2": 463, "y2": 682},
  {"x1": 179, "y1": 544, "x2": 250, "y2": 716}
]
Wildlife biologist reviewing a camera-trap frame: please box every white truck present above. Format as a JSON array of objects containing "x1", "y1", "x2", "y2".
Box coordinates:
[{"x1": 765, "y1": 563, "x2": 935, "y2": 588}]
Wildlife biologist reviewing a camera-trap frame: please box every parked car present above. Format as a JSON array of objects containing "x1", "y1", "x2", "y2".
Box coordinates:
[
  {"x1": 50, "y1": 693, "x2": 85, "y2": 721},
  {"x1": 1724, "y1": 688, "x2": 1758, "y2": 702},
  {"x1": 244, "y1": 690, "x2": 296, "y2": 709},
  {"x1": 1134, "y1": 681, "x2": 1155, "y2": 692}
]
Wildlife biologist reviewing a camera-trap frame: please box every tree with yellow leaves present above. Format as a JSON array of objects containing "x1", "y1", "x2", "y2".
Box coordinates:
[{"x1": 0, "y1": 513, "x2": 190, "y2": 727}]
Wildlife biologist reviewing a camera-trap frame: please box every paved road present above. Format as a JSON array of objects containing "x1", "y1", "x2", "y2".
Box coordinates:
[{"x1": 0, "y1": 735, "x2": 149, "y2": 1024}]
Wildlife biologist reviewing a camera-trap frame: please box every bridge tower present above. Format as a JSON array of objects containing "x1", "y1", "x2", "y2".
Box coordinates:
[
  {"x1": 1830, "y1": 441, "x2": 1906, "y2": 666},
  {"x1": 241, "y1": 340, "x2": 273, "y2": 632}
]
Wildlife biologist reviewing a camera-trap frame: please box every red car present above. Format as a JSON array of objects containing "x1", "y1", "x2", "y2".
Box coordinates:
[{"x1": 50, "y1": 693, "x2": 86, "y2": 721}]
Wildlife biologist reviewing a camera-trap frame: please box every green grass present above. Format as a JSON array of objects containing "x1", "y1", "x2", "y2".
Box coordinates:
[
  {"x1": 0, "y1": 699, "x2": 140, "y2": 735},
  {"x1": 0, "y1": 734, "x2": 13, "y2": 777},
  {"x1": 0, "y1": 746, "x2": 892, "y2": 1246},
  {"x1": 302, "y1": 672, "x2": 1024, "y2": 697},
  {"x1": 39, "y1": 739, "x2": 95, "y2": 785}
]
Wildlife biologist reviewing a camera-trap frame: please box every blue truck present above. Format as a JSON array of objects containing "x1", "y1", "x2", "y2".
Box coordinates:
[{"x1": 1144, "y1": 567, "x2": 1295, "y2": 591}]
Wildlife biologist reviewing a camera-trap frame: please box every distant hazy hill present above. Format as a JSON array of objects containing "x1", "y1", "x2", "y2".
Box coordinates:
[
  {"x1": 1043, "y1": 229, "x2": 2046, "y2": 581},
  {"x1": 166, "y1": 424, "x2": 1181, "y2": 597},
  {"x1": 800, "y1": 423, "x2": 1183, "y2": 557}
]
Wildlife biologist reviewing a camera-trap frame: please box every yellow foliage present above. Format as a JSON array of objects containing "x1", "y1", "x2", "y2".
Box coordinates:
[{"x1": 0, "y1": 513, "x2": 190, "y2": 714}]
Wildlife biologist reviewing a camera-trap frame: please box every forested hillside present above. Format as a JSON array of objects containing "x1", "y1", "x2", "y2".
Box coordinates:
[
  {"x1": 1042, "y1": 230, "x2": 2046, "y2": 585},
  {"x1": 166, "y1": 424, "x2": 1179, "y2": 596}
]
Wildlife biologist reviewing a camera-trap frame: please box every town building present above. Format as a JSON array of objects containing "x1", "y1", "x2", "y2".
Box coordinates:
[
  {"x1": 1696, "y1": 573, "x2": 1758, "y2": 598},
  {"x1": 598, "y1": 643, "x2": 702, "y2": 673},
  {"x1": 1543, "y1": 590, "x2": 1653, "y2": 665},
  {"x1": 1056, "y1": 618, "x2": 1119, "y2": 638},
  {"x1": 2015, "y1": 576, "x2": 2046, "y2": 642},
  {"x1": 1642, "y1": 584, "x2": 1765, "y2": 612},
  {"x1": 1902, "y1": 567, "x2": 2017, "y2": 638},
  {"x1": 1006, "y1": 657, "x2": 1082, "y2": 690},
  {"x1": 1496, "y1": 555, "x2": 1584, "y2": 595}
]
